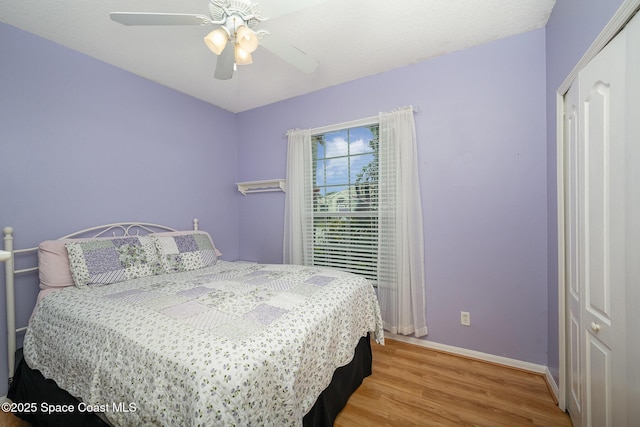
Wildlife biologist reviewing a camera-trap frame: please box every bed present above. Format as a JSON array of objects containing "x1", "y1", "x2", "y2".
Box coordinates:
[{"x1": 3, "y1": 220, "x2": 384, "y2": 426}]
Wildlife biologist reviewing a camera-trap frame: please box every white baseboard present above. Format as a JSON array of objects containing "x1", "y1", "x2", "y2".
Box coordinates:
[
  {"x1": 544, "y1": 367, "x2": 560, "y2": 404},
  {"x1": 383, "y1": 333, "x2": 560, "y2": 403}
]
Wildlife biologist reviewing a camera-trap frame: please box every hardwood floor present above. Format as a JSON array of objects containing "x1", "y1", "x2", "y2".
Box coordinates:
[
  {"x1": 0, "y1": 408, "x2": 30, "y2": 427},
  {"x1": 335, "y1": 338, "x2": 572, "y2": 426}
]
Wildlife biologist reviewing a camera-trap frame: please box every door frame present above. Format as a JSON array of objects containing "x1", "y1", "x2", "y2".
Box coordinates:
[{"x1": 555, "y1": 0, "x2": 640, "y2": 411}]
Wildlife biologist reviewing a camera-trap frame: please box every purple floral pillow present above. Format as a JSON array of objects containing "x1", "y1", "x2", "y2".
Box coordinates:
[
  {"x1": 153, "y1": 232, "x2": 219, "y2": 273},
  {"x1": 65, "y1": 236, "x2": 162, "y2": 288}
]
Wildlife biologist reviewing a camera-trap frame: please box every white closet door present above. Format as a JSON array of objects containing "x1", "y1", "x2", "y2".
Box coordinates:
[
  {"x1": 564, "y1": 14, "x2": 630, "y2": 427},
  {"x1": 563, "y1": 79, "x2": 582, "y2": 427},
  {"x1": 578, "y1": 23, "x2": 627, "y2": 427},
  {"x1": 563, "y1": 10, "x2": 640, "y2": 427},
  {"x1": 624, "y1": 10, "x2": 640, "y2": 424}
]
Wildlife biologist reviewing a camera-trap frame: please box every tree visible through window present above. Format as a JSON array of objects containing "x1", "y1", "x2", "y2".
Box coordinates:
[{"x1": 311, "y1": 124, "x2": 379, "y2": 281}]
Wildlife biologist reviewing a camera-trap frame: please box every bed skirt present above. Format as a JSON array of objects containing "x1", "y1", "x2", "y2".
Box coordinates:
[{"x1": 7, "y1": 335, "x2": 372, "y2": 426}]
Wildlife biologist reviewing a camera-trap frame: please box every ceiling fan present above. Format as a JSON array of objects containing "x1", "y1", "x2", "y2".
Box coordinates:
[{"x1": 110, "y1": 0, "x2": 320, "y2": 80}]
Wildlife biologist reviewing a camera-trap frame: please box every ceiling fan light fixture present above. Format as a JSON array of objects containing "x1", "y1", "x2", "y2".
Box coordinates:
[
  {"x1": 236, "y1": 25, "x2": 259, "y2": 53},
  {"x1": 110, "y1": 0, "x2": 319, "y2": 81},
  {"x1": 204, "y1": 27, "x2": 230, "y2": 55},
  {"x1": 234, "y1": 44, "x2": 253, "y2": 65}
]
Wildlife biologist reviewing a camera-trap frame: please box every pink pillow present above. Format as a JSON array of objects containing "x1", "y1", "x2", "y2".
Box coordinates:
[
  {"x1": 38, "y1": 237, "x2": 103, "y2": 289},
  {"x1": 38, "y1": 240, "x2": 75, "y2": 289}
]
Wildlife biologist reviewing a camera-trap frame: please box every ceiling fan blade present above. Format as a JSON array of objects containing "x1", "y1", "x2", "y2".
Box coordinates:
[
  {"x1": 110, "y1": 12, "x2": 213, "y2": 26},
  {"x1": 214, "y1": 43, "x2": 235, "y2": 80},
  {"x1": 260, "y1": 36, "x2": 319, "y2": 74},
  {"x1": 259, "y1": 0, "x2": 328, "y2": 19}
]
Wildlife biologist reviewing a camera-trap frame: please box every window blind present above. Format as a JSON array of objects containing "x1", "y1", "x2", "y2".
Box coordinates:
[{"x1": 310, "y1": 125, "x2": 379, "y2": 282}]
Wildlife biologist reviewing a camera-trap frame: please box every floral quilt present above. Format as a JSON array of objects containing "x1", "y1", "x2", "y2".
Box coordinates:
[{"x1": 24, "y1": 261, "x2": 384, "y2": 426}]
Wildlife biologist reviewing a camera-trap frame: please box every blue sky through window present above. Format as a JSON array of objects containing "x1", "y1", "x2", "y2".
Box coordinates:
[{"x1": 313, "y1": 126, "x2": 376, "y2": 197}]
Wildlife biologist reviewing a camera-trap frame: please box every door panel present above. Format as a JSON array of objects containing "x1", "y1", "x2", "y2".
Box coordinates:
[
  {"x1": 586, "y1": 335, "x2": 611, "y2": 427},
  {"x1": 563, "y1": 81, "x2": 582, "y2": 427},
  {"x1": 569, "y1": 313, "x2": 581, "y2": 416},
  {"x1": 578, "y1": 23, "x2": 626, "y2": 427},
  {"x1": 583, "y1": 83, "x2": 611, "y2": 325},
  {"x1": 564, "y1": 12, "x2": 629, "y2": 427}
]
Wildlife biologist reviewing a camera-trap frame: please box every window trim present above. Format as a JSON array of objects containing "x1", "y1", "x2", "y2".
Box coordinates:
[{"x1": 309, "y1": 116, "x2": 378, "y2": 137}]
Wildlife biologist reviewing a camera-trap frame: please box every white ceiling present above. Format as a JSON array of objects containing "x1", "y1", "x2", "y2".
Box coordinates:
[{"x1": 0, "y1": 0, "x2": 555, "y2": 113}]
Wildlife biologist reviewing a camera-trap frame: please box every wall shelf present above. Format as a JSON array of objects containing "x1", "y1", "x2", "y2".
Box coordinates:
[{"x1": 236, "y1": 179, "x2": 286, "y2": 195}]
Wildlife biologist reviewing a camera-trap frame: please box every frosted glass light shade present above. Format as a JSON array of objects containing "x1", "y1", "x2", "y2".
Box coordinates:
[
  {"x1": 236, "y1": 25, "x2": 259, "y2": 53},
  {"x1": 204, "y1": 27, "x2": 229, "y2": 55},
  {"x1": 234, "y1": 44, "x2": 253, "y2": 65},
  {"x1": 0, "y1": 250, "x2": 10, "y2": 262}
]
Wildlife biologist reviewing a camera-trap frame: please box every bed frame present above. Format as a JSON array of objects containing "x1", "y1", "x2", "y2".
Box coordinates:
[{"x1": 2, "y1": 219, "x2": 199, "y2": 384}]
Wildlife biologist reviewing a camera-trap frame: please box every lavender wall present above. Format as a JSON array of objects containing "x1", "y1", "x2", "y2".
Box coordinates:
[
  {"x1": 0, "y1": 23, "x2": 240, "y2": 394},
  {"x1": 237, "y1": 29, "x2": 549, "y2": 364},
  {"x1": 544, "y1": 0, "x2": 625, "y2": 381}
]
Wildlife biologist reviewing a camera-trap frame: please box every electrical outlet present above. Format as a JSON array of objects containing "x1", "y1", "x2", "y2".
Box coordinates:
[{"x1": 460, "y1": 311, "x2": 471, "y2": 326}]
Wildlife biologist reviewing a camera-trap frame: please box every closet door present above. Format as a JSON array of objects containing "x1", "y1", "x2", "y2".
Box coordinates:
[
  {"x1": 625, "y1": 11, "x2": 640, "y2": 424},
  {"x1": 563, "y1": 80, "x2": 582, "y2": 427},
  {"x1": 578, "y1": 24, "x2": 627, "y2": 427},
  {"x1": 564, "y1": 16, "x2": 629, "y2": 427}
]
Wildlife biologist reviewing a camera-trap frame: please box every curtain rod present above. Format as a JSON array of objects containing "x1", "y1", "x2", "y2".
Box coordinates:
[{"x1": 286, "y1": 105, "x2": 419, "y2": 137}]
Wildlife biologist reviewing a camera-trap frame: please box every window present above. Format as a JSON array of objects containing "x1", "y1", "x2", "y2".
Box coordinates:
[
  {"x1": 311, "y1": 124, "x2": 379, "y2": 281},
  {"x1": 285, "y1": 108, "x2": 427, "y2": 336}
]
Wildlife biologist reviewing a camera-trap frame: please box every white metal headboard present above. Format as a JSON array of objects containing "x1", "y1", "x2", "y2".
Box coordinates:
[{"x1": 2, "y1": 219, "x2": 199, "y2": 385}]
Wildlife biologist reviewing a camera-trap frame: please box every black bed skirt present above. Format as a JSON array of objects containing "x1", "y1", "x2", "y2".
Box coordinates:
[
  {"x1": 303, "y1": 334, "x2": 372, "y2": 427},
  {"x1": 7, "y1": 335, "x2": 372, "y2": 426}
]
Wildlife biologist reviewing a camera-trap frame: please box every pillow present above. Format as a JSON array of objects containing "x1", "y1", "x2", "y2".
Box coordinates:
[
  {"x1": 152, "y1": 231, "x2": 221, "y2": 273},
  {"x1": 65, "y1": 236, "x2": 163, "y2": 288},
  {"x1": 38, "y1": 239, "x2": 76, "y2": 289},
  {"x1": 40, "y1": 237, "x2": 119, "y2": 289},
  {"x1": 151, "y1": 230, "x2": 222, "y2": 257}
]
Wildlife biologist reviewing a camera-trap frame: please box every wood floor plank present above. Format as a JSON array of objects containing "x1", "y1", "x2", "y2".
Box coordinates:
[{"x1": 335, "y1": 338, "x2": 572, "y2": 426}]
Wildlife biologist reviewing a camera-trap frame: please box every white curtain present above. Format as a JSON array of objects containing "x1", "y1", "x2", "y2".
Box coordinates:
[
  {"x1": 377, "y1": 108, "x2": 427, "y2": 337},
  {"x1": 283, "y1": 109, "x2": 427, "y2": 337},
  {"x1": 283, "y1": 129, "x2": 313, "y2": 265}
]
